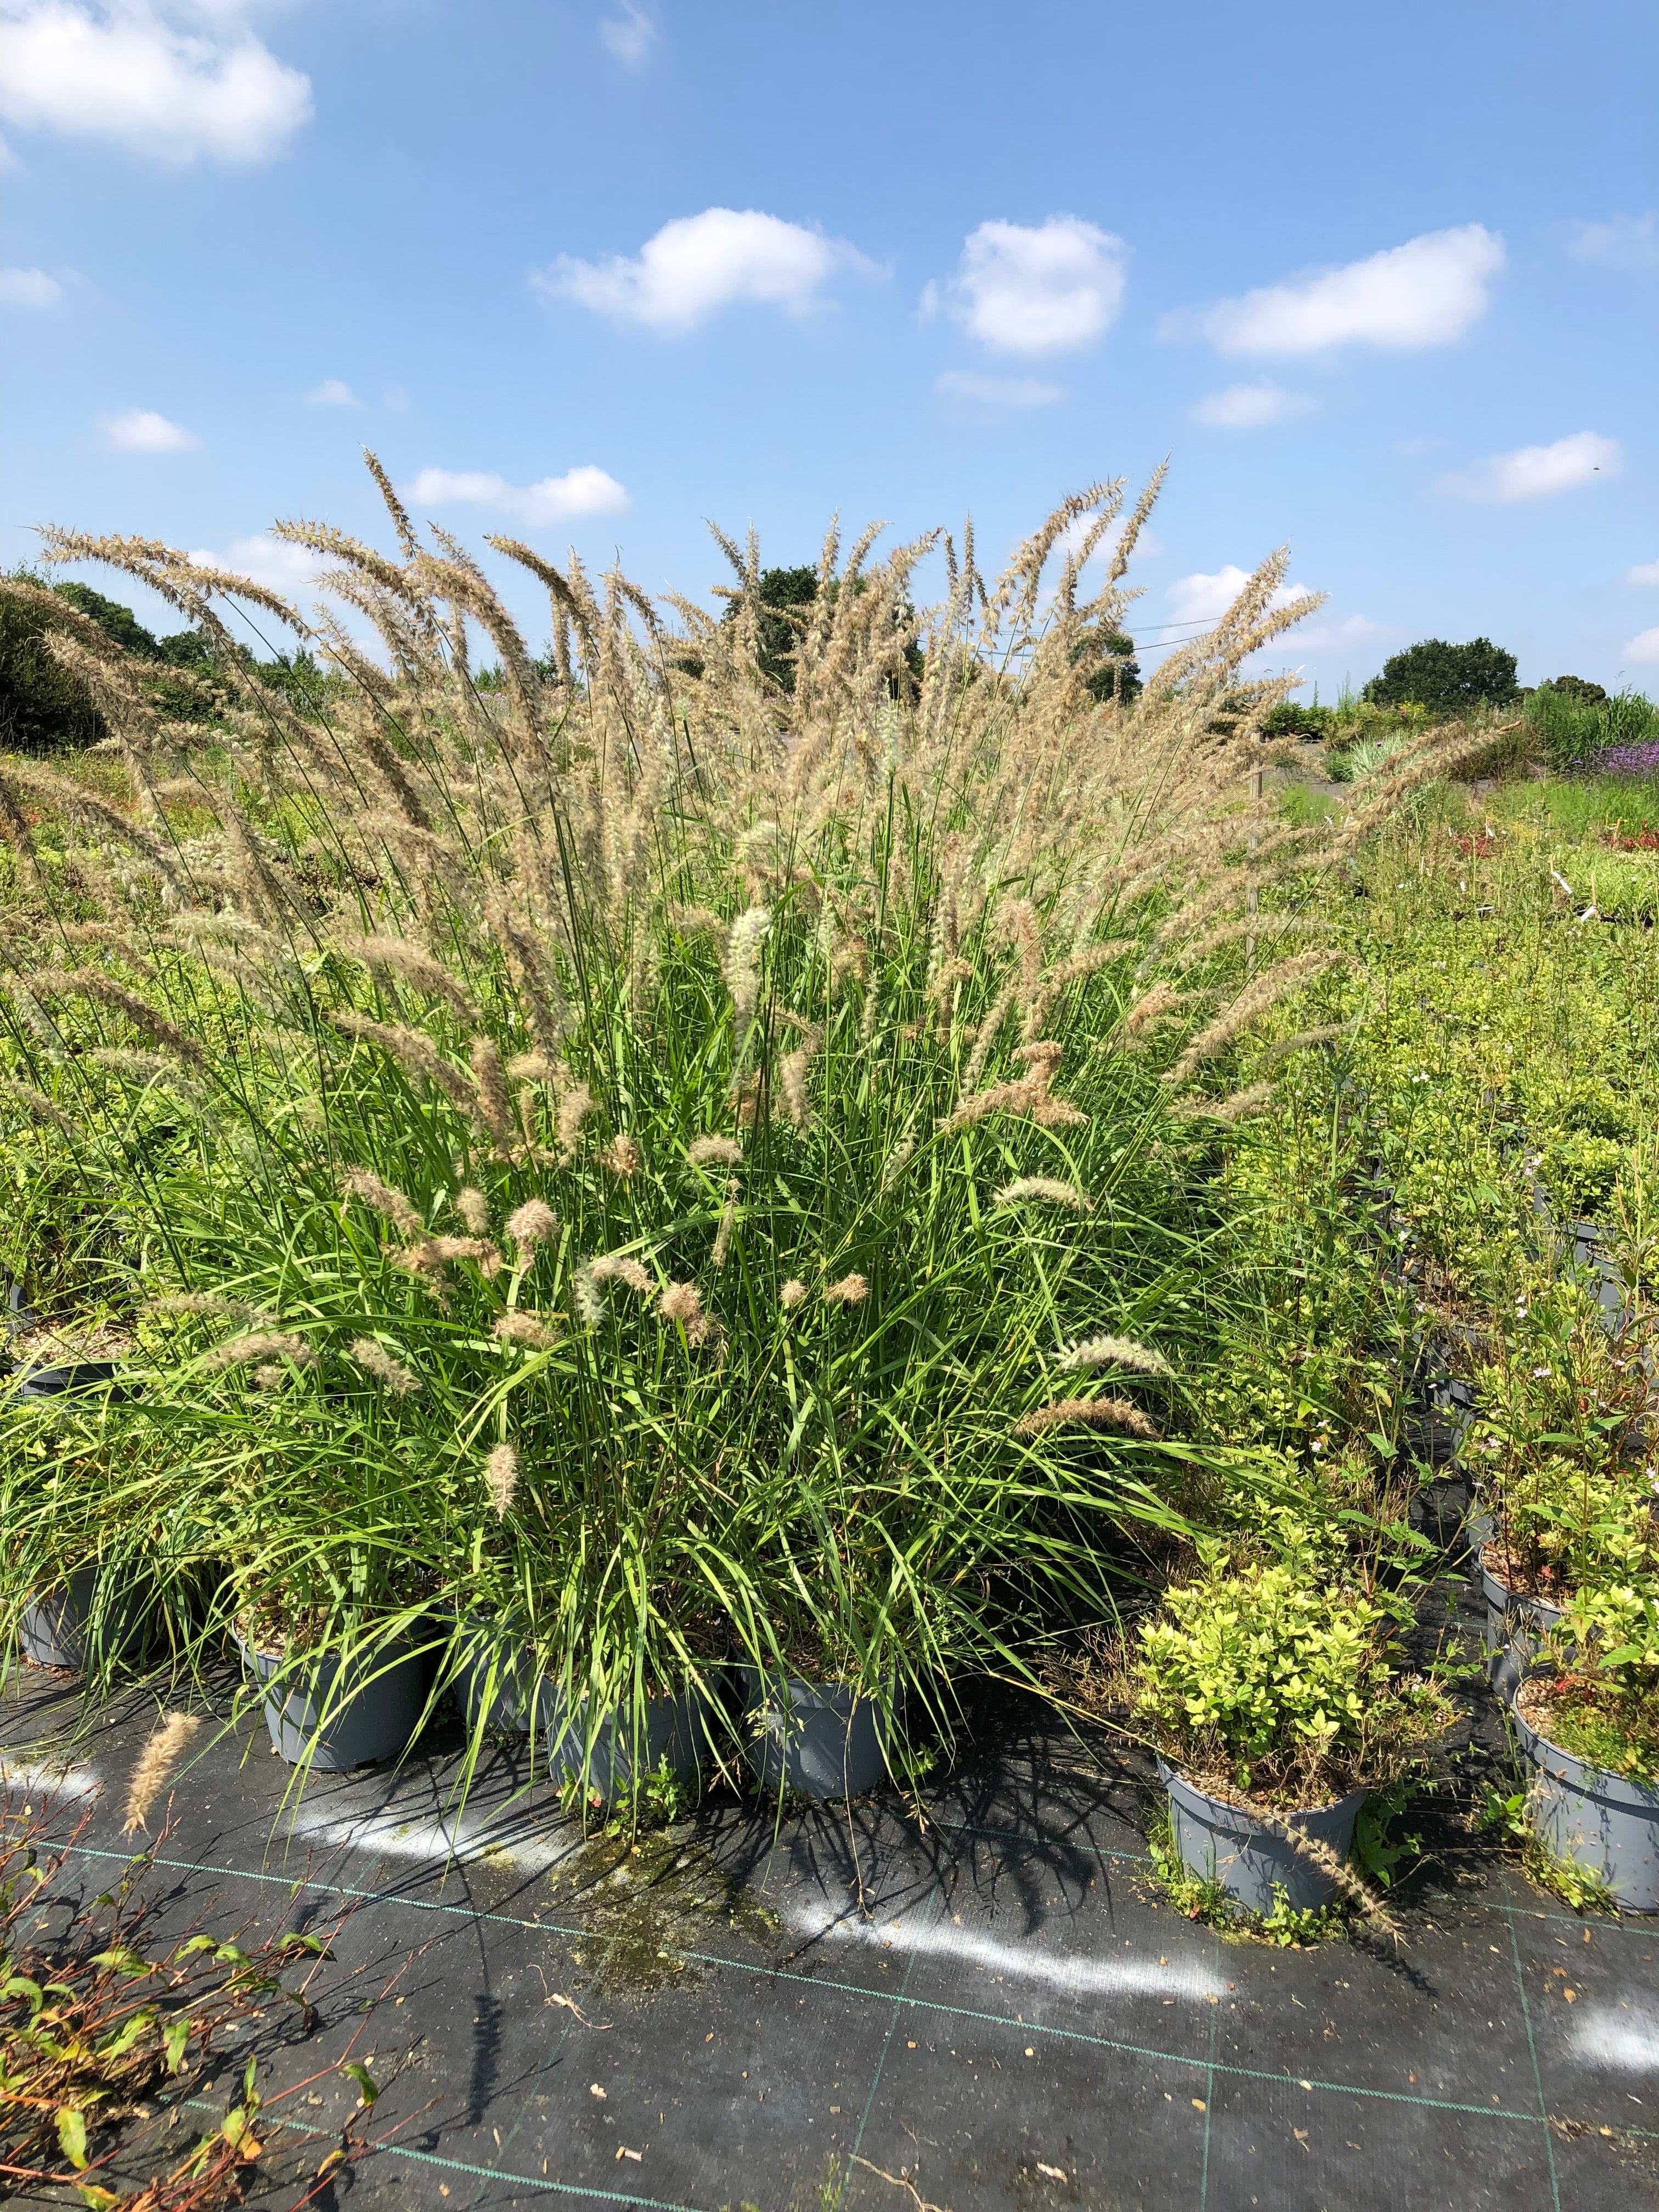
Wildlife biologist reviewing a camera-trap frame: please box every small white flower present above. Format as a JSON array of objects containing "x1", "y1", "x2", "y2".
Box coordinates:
[{"x1": 1532, "y1": 1365, "x2": 1551, "y2": 1378}]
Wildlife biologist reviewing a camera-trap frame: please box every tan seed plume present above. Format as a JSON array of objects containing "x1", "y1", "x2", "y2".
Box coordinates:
[
  {"x1": 122, "y1": 1712, "x2": 202, "y2": 1835},
  {"x1": 1013, "y1": 1396, "x2": 1159, "y2": 1441},
  {"x1": 506, "y1": 1199, "x2": 558, "y2": 1251},
  {"x1": 1056, "y1": 1335, "x2": 1171, "y2": 1378},
  {"x1": 602, "y1": 1132, "x2": 640, "y2": 1178},
  {"x1": 455, "y1": 1186, "x2": 492, "y2": 1234},
  {"x1": 350, "y1": 1337, "x2": 421, "y2": 1395},
  {"x1": 780, "y1": 1278, "x2": 807, "y2": 1310},
  {"x1": 824, "y1": 1273, "x2": 868, "y2": 1306},
  {"x1": 686, "y1": 1134, "x2": 743, "y2": 1167},
  {"x1": 493, "y1": 1311, "x2": 561, "y2": 1350},
  {"x1": 485, "y1": 1442, "x2": 520, "y2": 1517},
  {"x1": 993, "y1": 1177, "x2": 1092, "y2": 1212},
  {"x1": 341, "y1": 1167, "x2": 426, "y2": 1240},
  {"x1": 200, "y1": 1331, "x2": 316, "y2": 1373},
  {"x1": 556, "y1": 1083, "x2": 595, "y2": 1159}
]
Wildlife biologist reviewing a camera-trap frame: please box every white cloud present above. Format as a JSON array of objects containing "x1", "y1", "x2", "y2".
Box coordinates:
[
  {"x1": 95, "y1": 405, "x2": 199, "y2": 452},
  {"x1": 538, "y1": 207, "x2": 875, "y2": 333},
  {"x1": 934, "y1": 369, "x2": 1063, "y2": 409},
  {"x1": 308, "y1": 377, "x2": 358, "y2": 406},
  {"x1": 188, "y1": 533, "x2": 330, "y2": 595},
  {"x1": 1436, "y1": 430, "x2": 1622, "y2": 504},
  {"x1": 1560, "y1": 211, "x2": 1659, "y2": 272},
  {"x1": 598, "y1": 2, "x2": 657, "y2": 65},
  {"x1": 1628, "y1": 558, "x2": 1659, "y2": 586},
  {"x1": 1167, "y1": 565, "x2": 1314, "y2": 627},
  {"x1": 0, "y1": 262, "x2": 60, "y2": 305},
  {"x1": 403, "y1": 465, "x2": 630, "y2": 524},
  {"x1": 1191, "y1": 381, "x2": 1312, "y2": 428},
  {"x1": 1166, "y1": 223, "x2": 1503, "y2": 356},
  {"x1": 924, "y1": 216, "x2": 1125, "y2": 357},
  {"x1": 0, "y1": 2, "x2": 313, "y2": 165},
  {"x1": 1291, "y1": 613, "x2": 1391, "y2": 652},
  {"x1": 1624, "y1": 627, "x2": 1659, "y2": 667}
]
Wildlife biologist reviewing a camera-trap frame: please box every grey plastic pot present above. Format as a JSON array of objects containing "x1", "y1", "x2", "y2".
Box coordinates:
[
  {"x1": 242, "y1": 1637, "x2": 429, "y2": 1771},
  {"x1": 1158, "y1": 1760, "x2": 1367, "y2": 1916},
  {"x1": 19, "y1": 1567, "x2": 145, "y2": 1671},
  {"x1": 1514, "y1": 1689, "x2": 1659, "y2": 1912},
  {"x1": 1481, "y1": 1558, "x2": 1566, "y2": 1703},
  {"x1": 454, "y1": 1626, "x2": 710, "y2": 1798},
  {"x1": 739, "y1": 1667, "x2": 888, "y2": 1801}
]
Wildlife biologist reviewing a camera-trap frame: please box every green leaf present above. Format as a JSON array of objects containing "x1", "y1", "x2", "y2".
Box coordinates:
[
  {"x1": 90, "y1": 1944, "x2": 150, "y2": 1978},
  {"x1": 163, "y1": 2015, "x2": 191, "y2": 2072},
  {"x1": 1367, "y1": 1431, "x2": 1392, "y2": 1457},
  {"x1": 339, "y1": 2059, "x2": 379, "y2": 2106},
  {"x1": 57, "y1": 2104, "x2": 89, "y2": 2170}
]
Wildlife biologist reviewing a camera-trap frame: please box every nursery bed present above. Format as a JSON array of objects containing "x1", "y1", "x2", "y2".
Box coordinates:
[{"x1": 3, "y1": 1633, "x2": 1657, "y2": 2212}]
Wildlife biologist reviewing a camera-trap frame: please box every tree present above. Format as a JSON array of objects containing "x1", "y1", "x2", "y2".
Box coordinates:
[
  {"x1": 50, "y1": 580, "x2": 162, "y2": 659},
  {"x1": 1361, "y1": 637, "x2": 1518, "y2": 714},
  {"x1": 1537, "y1": 674, "x2": 1607, "y2": 706},
  {"x1": 752, "y1": 565, "x2": 820, "y2": 692},
  {"x1": 725, "y1": 566, "x2": 924, "y2": 695},
  {"x1": 1083, "y1": 628, "x2": 1142, "y2": 706},
  {"x1": 0, "y1": 572, "x2": 106, "y2": 750}
]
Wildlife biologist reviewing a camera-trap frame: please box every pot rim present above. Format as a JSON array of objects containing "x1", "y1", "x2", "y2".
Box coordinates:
[
  {"x1": 1512, "y1": 1680, "x2": 1659, "y2": 1810},
  {"x1": 1156, "y1": 1757, "x2": 1368, "y2": 1826}
]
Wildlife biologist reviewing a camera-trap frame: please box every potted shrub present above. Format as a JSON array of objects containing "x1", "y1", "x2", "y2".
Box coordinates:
[
  {"x1": 1131, "y1": 1558, "x2": 1451, "y2": 1916},
  {"x1": 1513, "y1": 1584, "x2": 1659, "y2": 1911},
  {"x1": 1466, "y1": 1282, "x2": 1654, "y2": 1696}
]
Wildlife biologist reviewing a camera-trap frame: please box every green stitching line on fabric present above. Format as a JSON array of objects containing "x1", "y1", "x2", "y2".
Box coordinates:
[
  {"x1": 65, "y1": 1839, "x2": 1617, "y2": 2140},
  {"x1": 184, "y1": 2100, "x2": 699, "y2": 2211},
  {"x1": 1506, "y1": 1915, "x2": 1563, "y2": 2212}
]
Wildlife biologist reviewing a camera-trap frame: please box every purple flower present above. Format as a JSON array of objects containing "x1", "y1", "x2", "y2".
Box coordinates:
[{"x1": 1598, "y1": 743, "x2": 1659, "y2": 777}]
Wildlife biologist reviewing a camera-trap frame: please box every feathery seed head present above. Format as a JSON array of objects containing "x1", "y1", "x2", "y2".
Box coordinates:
[
  {"x1": 686, "y1": 1134, "x2": 744, "y2": 1167},
  {"x1": 122, "y1": 1712, "x2": 201, "y2": 1835},
  {"x1": 602, "y1": 1131, "x2": 640, "y2": 1178},
  {"x1": 1056, "y1": 1334, "x2": 1171, "y2": 1378},
  {"x1": 485, "y1": 1442, "x2": 520, "y2": 1517},
  {"x1": 1013, "y1": 1396, "x2": 1159, "y2": 1441},
  {"x1": 506, "y1": 1198, "x2": 558, "y2": 1251},
  {"x1": 824, "y1": 1273, "x2": 868, "y2": 1306},
  {"x1": 350, "y1": 1336, "x2": 421, "y2": 1395},
  {"x1": 341, "y1": 1167, "x2": 426, "y2": 1240},
  {"x1": 493, "y1": 1310, "x2": 561, "y2": 1350},
  {"x1": 556, "y1": 1082, "x2": 595, "y2": 1158},
  {"x1": 201, "y1": 1331, "x2": 316, "y2": 1373},
  {"x1": 455, "y1": 1186, "x2": 492, "y2": 1234},
  {"x1": 993, "y1": 1176, "x2": 1093, "y2": 1212},
  {"x1": 589, "y1": 1253, "x2": 654, "y2": 1296},
  {"x1": 780, "y1": 1278, "x2": 808, "y2": 1310}
]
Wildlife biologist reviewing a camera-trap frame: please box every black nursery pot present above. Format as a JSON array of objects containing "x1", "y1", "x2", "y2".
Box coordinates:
[{"x1": 15, "y1": 1359, "x2": 135, "y2": 1402}]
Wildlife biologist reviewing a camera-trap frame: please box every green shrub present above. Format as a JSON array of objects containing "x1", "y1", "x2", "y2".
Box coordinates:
[
  {"x1": 1530, "y1": 1584, "x2": 1659, "y2": 1784},
  {"x1": 1131, "y1": 1559, "x2": 1445, "y2": 1803}
]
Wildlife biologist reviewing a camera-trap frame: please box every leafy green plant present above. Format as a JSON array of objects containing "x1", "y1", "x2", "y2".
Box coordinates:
[
  {"x1": 1524, "y1": 1584, "x2": 1659, "y2": 1784},
  {"x1": 1130, "y1": 1558, "x2": 1448, "y2": 1804},
  {"x1": 0, "y1": 1791, "x2": 391, "y2": 2207},
  {"x1": 1479, "y1": 1782, "x2": 1618, "y2": 1914}
]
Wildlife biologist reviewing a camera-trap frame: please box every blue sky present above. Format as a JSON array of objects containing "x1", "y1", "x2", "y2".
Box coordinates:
[{"x1": 2, "y1": 0, "x2": 1656, "y2": 691}]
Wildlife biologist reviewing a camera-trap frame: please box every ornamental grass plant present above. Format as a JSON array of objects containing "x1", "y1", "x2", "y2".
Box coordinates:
[{"x1": 0, "y1": 460, "x2": 1482, "y2": 1795}]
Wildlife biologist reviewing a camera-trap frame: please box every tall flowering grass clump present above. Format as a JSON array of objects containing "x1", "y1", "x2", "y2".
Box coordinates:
[{"x1": 0, "y1": 461, "x2": 1482, "y2": 1781}]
